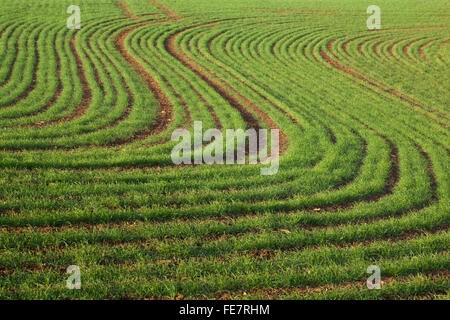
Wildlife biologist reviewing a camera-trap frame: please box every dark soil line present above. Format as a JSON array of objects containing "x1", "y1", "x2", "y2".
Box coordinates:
[
  {"x1": 0, "y1": 125, "x2": 402, "y2": 229},
  {"x1": 249, "y1": 227, "x2": 450, "y2": 257},
  {"x1": 3, "y1": 117, "x2": 427, "y2": 221},
  {"x1": 319, "y1": 93, "x2": 441, "y2": 212},
  {"x1": 418, "y1": 39, "x2": 435, "y2": 61},
  {"x1": 88, "y1": 26, "x2": 136, "y2": 134},
  {"x1": 188, "y1": 220, "x2": 448, "y2": 247},
  {"x1": 315, "y1": 42, "x2": 449, "y2": 153},
  {"x1": 3, "y1": 227, "x2": 448, "y2": 274},
  {"x1": 320, "y1": 49, "x2": 450, "y2": 128},
  {"x1": 357, "y1": 36, "x2": 381, "y2": 56},
  {"x1": 334, "y1": 37, "x2": 449, "y2": 122},
  {"x1": 29, "y1": 34, "x2": 92, "y2": 127},
  {"x1": 21, "y1": 24, "x2": 127, "y2": 128},
  {"x1": 117, "y1": 266, "x2": 450, "y2": 299},
  {"x1": 0, "y1": 19, "x2": 263, "y2": 152},
  {"x1": 224, "y1": 269, "x2": 450, "y2": 300},
  {"x1": 373, "y1": 38, "x2": 385, "y2": 58},
  {"x1": 340, "y1": 34, "x2": 379, "y2": 58},
  {"x1": 440, "y1": 40, "x2": 450, "y2": 48},
  {"x1": 2, "y1": 178, "x2": 440, "y2": 235},
  {"x1": 343, "y1": 112, "x2": 399, "y2": 202},
  {"x1": 402, "y1": 38, "x2": 422, "y2": 63},
  {"x1": 25, "y1": 18, "x2": 188, "y2": 146},
  {"x1": 323, "y1": 91, "x2": 441, "y2": 208},
  {"x1": 387, "y1": 38, "x2": 405, "y2": 62},
  {"x1": 166, "y1": 24, "x2": 290, "y2": 154},
  {"x1": 149, "y1": 0, "x2": 177, "y2": 19},
  {"x1": 265, "y1": 35, "x2": 400, "y2": 207},
  {"x1": 254, "y1": 32, "x2": 341, "y2": 143},
  {"x1": 0, "y1": 24, "x2": 8, "y2": 39},
  {"x1": 118, "y1": 1, "x2": 136, "y2": 19},
  {"x1": 133, "y1": 31, "x2": 197, "y2": 128},
  {"x1": 23, "y1": 21, "x2": 171, "y2": 144},
  {"x1": 59, "y1": 36, "x2": 94, "y2": 122},
  {"x1": 111, "y1": 19, "x2": 175, "y2": 145},
  {"x1": 326, "y1": 39, "x2": 337, "y2": 58},
  {"x1": 151, "y1": 49, "x2": 216, "y2": 129},
  {"x1": 255, "y1": 39, "x2": 441, "y2": 217},
  {"x1": 165, "y1": 25, "x2": 260, "y2": 130},
  {"x1": 388, "y1": 37, "x2": 422, "y2": 66},
  {"x1": 211, "y1": 27, "x2": 301, "y2": 129},
  {"x1": 342, "y1": 38, "x2": 355, "y2": 56}
]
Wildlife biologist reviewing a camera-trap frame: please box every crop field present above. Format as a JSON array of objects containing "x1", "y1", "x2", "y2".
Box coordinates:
[{"x1": 0, "y1": 0, "x2": 449, "y2": 300}]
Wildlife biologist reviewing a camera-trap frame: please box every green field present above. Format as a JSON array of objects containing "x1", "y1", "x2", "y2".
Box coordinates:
[{"x1": 0, "y1": 0, "x2": 449, "y2": 300}]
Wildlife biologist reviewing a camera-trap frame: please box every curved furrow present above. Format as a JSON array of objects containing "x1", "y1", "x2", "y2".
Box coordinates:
[
  {"x1": 165, "y1": 24, "x2": 265, "y2": 133},
  {"x1": 320, "y1": 48, "x2": 450, "y2": 128},
  {"x1": 114, "y1": 20, "x2": 174, "y2": 142}
]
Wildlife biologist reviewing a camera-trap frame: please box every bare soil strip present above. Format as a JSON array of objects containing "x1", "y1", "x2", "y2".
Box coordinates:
[
  {"x1": 149, "y1": 0, "x2": 177, "y2": 19},
  {"x1": 150, "y1": 52, "x2": 218, "y2": 128},
  {"x1": 112, "y1": 20, "x2": 174, "y2": 145},
  {"x1": 320, "y1": 49, "x2": 450, "y2": 128},
  {"x1": 224, "y1": 269, "x2": 449, "y2": 300},
  {"x1": 207, "y1": 29, "x2": 301, "y2": 128},
  {"x1": 403, "y1": 38, "x2": 422, "y2": 63},
  {"x1": 166, "y1": 29, "x2": 260, "y2": 131},
  {"x1": 118, "y1": 2, "x2": 136, "y2": 19},
  {"x1": 418, "y1": 40, "x2": 435, "y2": 61},
  {"x1": 342, "y1": 38, "x2": 354, "y2": 56},
  {"x1": 387, "y1": 38, "x2": 404, "y2": 62},
  {"x1": 2, "y1": 225, "x2": 447, "y2": 268},
  {"x1": 166, "y1": 25, "x2": 289, "y2": 153},
  {"x1": 358, "y1": 37, "x2": 381, "y2": 56},
  {"x1": 373, "y1": 39, "x2": 384, "y2": 58}
]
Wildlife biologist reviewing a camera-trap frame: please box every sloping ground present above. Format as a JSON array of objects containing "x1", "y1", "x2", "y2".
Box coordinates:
[{"x1": 0, "y1": 0, "x2": 448, "y2": 299}]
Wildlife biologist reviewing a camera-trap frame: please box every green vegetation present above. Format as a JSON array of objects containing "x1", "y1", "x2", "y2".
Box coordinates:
[{"x1": 0, "y1": 0, "x2": 448, "y2": 299}]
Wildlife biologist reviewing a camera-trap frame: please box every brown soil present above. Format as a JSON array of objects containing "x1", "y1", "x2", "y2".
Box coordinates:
[
  {"x1": 320, "y1": 48, "x2": 450, "y2": 128},
  {"x1": 149, "y1": 0, "x2": 177, "y2": 19},
  {"x1": 3, "y1": 227, "x2": 447, "y2": 275},
  {"x1": 225, "y1": 269, "x2": 449, "y2": 299},
  {"x1": 206, "y1": 27, "x2": 300, "y2": 128},
  {"x1": 112, "y1": 20, "x2": 174, "y2": 145},
  {"x1": 166, "y1": 24, "x2": 289, "y2": 153},
  {"x1": 342, "y1": 38, "x2": 354, "y2": 56},
  {"x1": 24, "y1": 33, "x2": 92, "y2": 129},
  {"x1": 402, "y1": 38, "x2": 423, "y2": 63},
  {"x1": 418, "y1": 40, "x2": 435, "y2": 61},
  {"x1": 118, "y1": 1, "x2": 136, "y2": 19},
  {"x1": 358, "y1": 37, "x2": 381, "y2": 56},
  {"x1": 44, "y1": 36, "x2": 91, "y2": 124}
]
